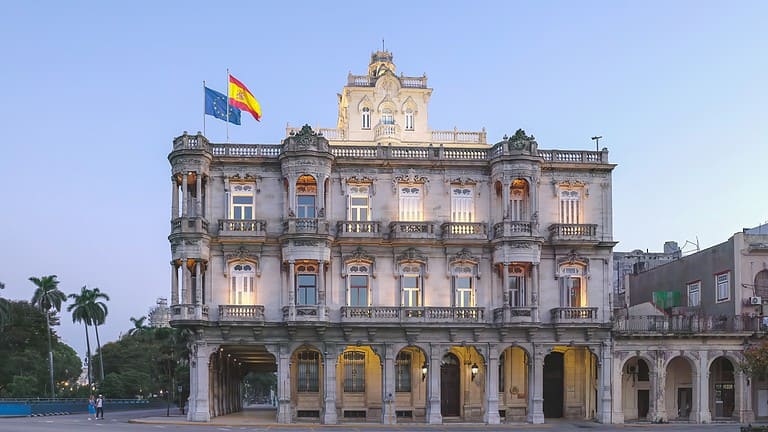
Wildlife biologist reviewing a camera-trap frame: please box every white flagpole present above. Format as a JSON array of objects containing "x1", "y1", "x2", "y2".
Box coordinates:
[
  {"x1": 226, "y1": 68, "x2": 230, "y2": 143},
  {"x1": 202, "y1": 80, "x2": 206, "y2": 137}
]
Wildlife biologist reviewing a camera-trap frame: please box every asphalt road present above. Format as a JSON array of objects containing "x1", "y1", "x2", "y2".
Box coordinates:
[{"x1": 0, "y1": 409, "x2": 752, "y2": 432}]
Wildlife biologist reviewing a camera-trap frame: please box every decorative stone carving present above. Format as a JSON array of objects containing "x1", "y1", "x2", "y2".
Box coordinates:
[
  {"x1": 342, "y1": 247, "x2": 377, "y2": 278},
  {"x1": 293, "y1": 240, "x2": 319, "y2": 247},
  {"x1": 224, "y1": 246, "x2": 261, "y2": 276},
  {"x1": 450, "y1": 177, "x2": 478, "y2": 186},
  {"x1": 498, "y1": 129, "x2": 538, "y2": 153},
  {"x1": 557, "y1": 250, "x2": 589, "y2": 267},
  {"x1": 392, "y1": 168, "x2": 429, "y2": 192},
  {"x1": 283, "y1": 124, "x2": 330, "y2": 153},
  {"x1": 395, "y1": 247, "x2": 428, "y2": 264},
  {"x1": 448, "y1": 248, "x2": 479, "y2": 265}
]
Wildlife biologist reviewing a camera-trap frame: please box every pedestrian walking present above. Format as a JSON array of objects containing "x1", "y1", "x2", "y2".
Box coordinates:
[
  {"x1": 87, "y1": 395, "x2": 96, "y2": 420},
  {"x1": 95, "y1": 394, "x2": 104, "y2": 419}
]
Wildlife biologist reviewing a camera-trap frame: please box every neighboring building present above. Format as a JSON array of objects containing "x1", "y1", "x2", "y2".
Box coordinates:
[
  {"x1": 148, "y1": 297, "x2": 171, "y2": 328},
  {"x1": 613, "y1": 242, "x2": 681, "y2": 308},
  {"x1": 168, "y1": 51, "x2": 617, "y2": 424},
  {"x1": 613, "y1": 227, "x2": 767, "y2": 423}
]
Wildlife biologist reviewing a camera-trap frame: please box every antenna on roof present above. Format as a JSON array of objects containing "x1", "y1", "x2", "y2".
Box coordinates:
[
  {"x1": 591, "y1": 135, "x2": 602, "y2": 152},
  {"x1": 382, "y1": 38, "x2": 385, "y2": 51}
]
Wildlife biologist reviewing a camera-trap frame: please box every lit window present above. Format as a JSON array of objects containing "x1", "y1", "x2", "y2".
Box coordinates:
[
  {"x1": 510, "y1": 179, "x2": 528, "y2": 221},
  {"x1": 343, "y1": 351, "x2": 365, "y2": 393},
  {"x1": 348, "y1": 185, "x2": 370, "y2": 221},
  {"x1": 559, "y1": 265, "x2": 585, "y2": 307},
  {"x1": 297, "y1": 350, "x2": 319, "y2": 392},
  {"x1": 382, "y1": 109, "x2": 394, "y2": 125},
  {"x1": 347, "y1": 264, "x2": 370, "y2": 307},
  {"x1": 230, "y1": 263, "x2": 255, "y2": 305},
  {"x1": 230, "y1": 183, "x2": 254, "y2": 220},
  {"x1": 401, "y1": 264, "x2": 421, "y2": 307},
  {"x1": 687, "y1": 281, "x2": 701, "y2": 307},
  {"x1": 716, "y1": 272, "x2": 730, "y2": 302},
  {"x1": 296, "y1": 264, "x2": 317, "y2": 305},
  {"x1": 395, "y1": 351, "x2": 412, "y2": 392},
  {"x1": 296, "y1": 175, "x2": 317, "y2": 218},
  {"x1": 398, "y1": 185, "x2": 423, "y2": 221},
  {"x1": 405, "y1": 109, "x2": 414, "y2": 130},
  {"x1": 362, "y1": 107, "x2": 371, "y2": 129},
  {"x1": 559, "y1": 189, "x2": 581, "y2": 224}
]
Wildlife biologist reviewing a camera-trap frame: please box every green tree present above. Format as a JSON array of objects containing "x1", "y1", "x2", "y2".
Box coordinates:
[
  {"x1": 0, "y1": 282, "x2": 9, "y2": 327},
  {"x1": 67, "y1": 286, "x2": 96, "y2": 389},
  {"x1": 740, "y1": 340, "x2": 768, "y2": 381},
  {"x1": 129, "y1": 316, "x2": 148, "y2": 336},
  {"x1": 29, "y1": 275, "x2": 65, "y2": 397}
]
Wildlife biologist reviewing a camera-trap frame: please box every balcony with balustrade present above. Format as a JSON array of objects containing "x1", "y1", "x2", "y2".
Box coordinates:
[
  {"x1": 374, "y1": 123, "x2": 401, "y2": 142},
  {"x1": 218, "y1": 305, "x2": 265, "y2": 323},
  {"x1": 171, "y1": 217, "x2": 209, "y2": 235},
  {"x1": 339, "y1": 306, "x2": 485, "y2": 324},
  {"x1": 492, "y1": 306, "x2": 537, "y2": 324},
  {"x1": 218, "y1": 219, "x2": 267, "y2": 238},
  {"x1": 613, "y1": 315, "x2": 760, "y2": 335},
  {"x1": 282, "y1": 305, "x2": 328, "y2": 322},
  {"x1": 548, "y1": 224, "x2": 598, "y2": 244},
  {"x1": 388, "y1": 221, "x2": 438, "y2": 240},
  {"x1": 336, "y1": 221, "x2": 383, "y2": 239},
  {"x1": 170, "y1": 304, "x2": 209, "y2": 322},
  {"x1": 492, "y1": 221, "x2": 535, "y2": 240},
  {"x1": 441, "y1": 222, "x2": 488, "y2": 241},
  {"x1": 283, "y1": 218, "x2": 329, "y2": 235},
  {"x1": 550, "y1": 307, "x2": 598, "y2": 324}
]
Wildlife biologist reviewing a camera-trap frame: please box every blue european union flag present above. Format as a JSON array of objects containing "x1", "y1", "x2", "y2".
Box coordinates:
[{"x1": 205, "y1": 86, "x2": 241, "y2": 125}]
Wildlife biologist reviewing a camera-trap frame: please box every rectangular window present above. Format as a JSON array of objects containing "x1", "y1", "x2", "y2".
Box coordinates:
[
  {"x1": 559, "y1": 273, "x2": 583, "y2": 307},
  {"x1": 297, "y1": 274, "x2": 317, "y2": 305},
  {"x1": 559, "y1": 189, "x2": 581, "y2": 224},
  {"x1": 402, "y1": 275, "x2": 420, "y2": 307},
  {"x1": 297, "y1": 351, "x2": 319, "y2": 392},
  {"x1": 343, "y1": 351, "x2": 365, "y2": 393},
  {"x1": 687, "y1": 281, "x2": 701, "y2": 307},
  {"x1": 405, "y1": 111, "x2": 414, "y2": 130},
  {"x1": 716, "y1": 272, "x2": 730, "y2": 302},
  {"x1": 362, "y1": 108, "x2": 371, "y2": 129},
  {"x1": 230, "y1": 184, "x2": 255, "y2": 219},
  {"x1": 348, "y1": 275, "x2": 369, "y2": 306},
  {"x1": 297, "y1": 195, "x2": 316, "y2": 218},
  {"x1": 398, "y1": 185, "x2": 423, "y2": 221},
  {"x1": 509, "y1": 275, "x2": 526, "y2": 307},
  {"x1": 395, "y1": 351, "x2": 412, "y2": 392},
  {"x1": 451, "y1": 187, "x2": 474, "y2": 223},
  {"x1": 454, "y1": 276, "x2": 474, "y2": 307}
]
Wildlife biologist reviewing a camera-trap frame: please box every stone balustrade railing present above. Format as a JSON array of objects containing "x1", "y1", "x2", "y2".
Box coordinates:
[
  {"x1": 336, "y1": 221, "x2": 382, "y2": 236},
  {"x1": 171, "y1": 217, "x2": 208, "y2": 234},
  {"x1": 346, "y1": 74, "x2": 427, "y2": 88},
  {"x1": 492, "y1": 306, "x2": 536, "y2": 323},
  {"x1": 218, "y1": 219, "x2": 267, "y2": 235},
  {"x1": 550, "y1": 307, "x2": 598, "y2": 322},
  {"x1": 441, "y1": 222, "x2": 487, "y2": 239},
  {"x1": 373, "y1": 123, "x2": 402, "y2": 141},
  {"x1": 340, "y1": 306, "x2": 485, "y2": 323},
  {"x1": 613, "y1": 315, "x2": 760, "y2": 334},
  {"x1": 548, "y1": 223, "x2": 598, "y2": 239},
  {"x1": 170, "y1": 304, "x2": 209, "y2": 321},
  {"x1": 493, "y1": 221, "x2": 534, "y2": 239},
  {"x1": 218, "y1": 305, "x2": 265, "y2": 321}
]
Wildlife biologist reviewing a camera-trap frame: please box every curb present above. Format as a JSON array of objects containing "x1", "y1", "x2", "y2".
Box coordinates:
[{"x1": 30, "y1": 412, "x2": 71, "y2": 417}]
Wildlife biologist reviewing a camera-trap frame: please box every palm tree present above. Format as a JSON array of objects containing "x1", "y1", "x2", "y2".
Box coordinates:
[
  {"x1": 129, "y1": 316, "x2": 148, "y2": 336},
  {"x1": 89, "y1": 287, "x2": 110, "y2": 383},
  {"x1": 67, "y1": 286, "x2": 97, "y2": 390},
  {"x1": 30, "y1": 275, "x2": 66, "y2": 398}
]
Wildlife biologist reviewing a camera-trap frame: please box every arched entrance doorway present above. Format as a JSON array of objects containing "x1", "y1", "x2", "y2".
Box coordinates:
[
  {"x1": 394, "y1": 346, "x2": 428, "y2": 422},
  {"x1": 621, "y1": 356, "x2": 651, "y2": 421},
  {"x1": 440, "y1": 353, "x2": 460, "y2": 417},
  {"x1": 710, "y1": 357, "x2": 735, "y2": 419},
  {"x1": 665, "y1": 356, "x2": 693, "y2": 420},
  {"x1": 498, "y1": 346, "x2": 529, "y2": 422},
  {"x1": 543, "y1": 351, "x2": 564, "y2": 418}
]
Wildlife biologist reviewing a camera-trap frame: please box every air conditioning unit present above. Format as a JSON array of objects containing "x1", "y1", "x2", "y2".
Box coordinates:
[{"x1": 750, "y1": 296, "x2": 762, "y2": 305}]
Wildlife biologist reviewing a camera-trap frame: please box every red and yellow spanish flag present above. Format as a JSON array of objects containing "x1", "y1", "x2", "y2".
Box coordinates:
[{"x1": 228, "y1": 74, "x2": 262, "y2": 121}]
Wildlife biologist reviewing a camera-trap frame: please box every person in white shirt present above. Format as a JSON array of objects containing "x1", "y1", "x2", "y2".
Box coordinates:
[{"x1": 95, "y1": 395, "x2": 104, "y2": 419}]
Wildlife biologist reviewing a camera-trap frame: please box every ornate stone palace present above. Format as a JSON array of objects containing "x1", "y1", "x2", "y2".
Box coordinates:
[{"x1": 168, "y1": 50, "x2": 619, "y2": 424}]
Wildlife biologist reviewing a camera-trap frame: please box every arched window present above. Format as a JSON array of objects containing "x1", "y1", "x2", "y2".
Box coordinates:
[
  {"x1": 404, "y1": 108, "x2": 414, "y2": 130},
  {"x1": 396, "y1": 351, "x2": 412, "y2": 392},
  {"x1": 510, "y1": 179, "x2": 529, "y2": 221},
  {"x1": 559, "y1": 265, "x2": 585, "y2": 307},
  {"x1": 343, "y1": 350, "x2": 365, "y2": 392},
  {"x1": 755, "y1": 270, "x2": 768, "y2": 298},
  {"x1": 296, "y1": 175, "x2": 317, "y2": 218},
  {"x1": 347, "y1": 263, "x2": 370, "y2": 307},
  {"x1": 381, "y1": 108, "x2": 394, "y2": 125},
  {"x1": 452, "y1": 265, "x2": 475, "y2": 307},
  {"x1": 230, "y1": 262, "x2": 255, "y2": 305},
  {"x1": 297, "y1": 350, "x2": 320, "y2": 392},
  {"x1": 361, "y1": 107, "x2": 371, "y2": 129}
]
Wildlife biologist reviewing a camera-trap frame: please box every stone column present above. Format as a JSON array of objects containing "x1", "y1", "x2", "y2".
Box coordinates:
[
  {"x1": 223, "y1": 177, "x2": 230, "y2": 219},
  {"x1": 501, "y1": 179, "x2": 510, "y2": 219},
  {"x1": 182, "y1": 173, "x2": 189, "y2": 218},
  {"x1": 527, "y1": 347, "x2": 544, "y2": 424},
  {"x1": 287, "y1": 261, "x2": 296, "y2": 319},
  {"x1": 195, "y1": 261, "x2": 202, "y2": 305},
  {"x1": 611, "y1": 354, "x2": 624, "y2": 424},
  {"x1": 196, "y1": 172, "x2": 202, "y2": 218},
  {"x1": 531, "y1": 263, "x2": 540, "y2": 321},
  {"x1": 318, "y1": 261, "x2": 326, "y2": 319},
  {"x1": 277, "y1": 346, "x2": 292, "y2": 423},
  {"x1": 189, "y1": 343, "x2": 218, "y2": 422},
  {"x1": 322, "y1": 345, "x2": 338, "y2": 424},
  {"x1": 172, "y1": 177, "x2": 179, "y2": 219},
  {"x1": 382, "y1": 345, "x2": 396, "y2": 424},
  {"x1": 317, "y1": 175, "x2": 325, "y2": 217},
  {"x1": 694, "y1": 353, "x2": 710, "y2": 423},
  {"x1": 502, "y1": 263, "x2": 510, "y2": 305},
  {"x1": 484, "y1": 344, "x2": 501, "y2": 424},
  {"x1": 181, "y1": 263, "x2": 190, "y2": 304},
  {"x1": 597, "y1": 341, "x2": 613, "y2": 423},
  {"x1": 171, "y1": 262, "x2": 179, "y2": 305},
  {"x1": 203, "y1": 175, "x2": 210, "y2": 220},
  {"x1": 737, "y1": 369, "x2": 755, "y2": 423},
  {"x1": 654, "y1": 357, "x2": 668, "y2": 422},
  {"x1": 426, "y1": 345, "x2": 443, "y2": 424}
]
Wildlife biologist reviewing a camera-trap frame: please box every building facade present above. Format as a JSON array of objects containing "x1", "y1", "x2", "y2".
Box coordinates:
[
  {"x1": 167, "y1": 51, "x2": 617, "y2": 424},
  {"x1": 613, "y1": 228, "x2": 767, "y2": 423},
  {"x1": 613, "y1": 242, "x2": 681, "y2": 308}
]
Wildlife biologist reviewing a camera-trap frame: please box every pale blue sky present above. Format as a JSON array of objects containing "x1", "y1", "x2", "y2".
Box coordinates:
[{"x1": 1, "y1": 1, "x2": 766, "y2": 358}]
